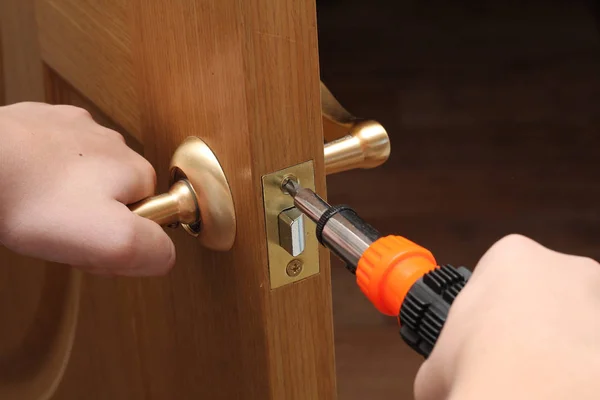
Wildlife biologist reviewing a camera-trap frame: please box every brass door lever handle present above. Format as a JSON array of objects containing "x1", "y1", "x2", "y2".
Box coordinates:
[
  {"x1": 320, "y1": 83, "x2": 390, "y2": 174},
  {"x1": 129, "y1": 84, "x2": 390, "y2": 251},
  {"x1": 323, "y1": 120, "x2": 389, "y2": 175}
]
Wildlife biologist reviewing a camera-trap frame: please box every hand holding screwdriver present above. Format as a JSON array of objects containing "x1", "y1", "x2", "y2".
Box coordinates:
[
  {"x1": 284, "y1": 178, "x2": 470, "y2": 356},
  {"x1": 284, "y1": 179, "x2": 600, "y2": 400},
  {"x1": 416, "y1": 235, "x2": 600, "y2": 400}
]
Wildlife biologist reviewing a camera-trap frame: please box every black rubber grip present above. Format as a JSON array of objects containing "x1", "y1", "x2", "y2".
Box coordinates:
[
  {"x1": 315, "y1": 205, "x2": 354, "y2": 245},
  {"x1": 399, "y1": 265, "x2": 471, "y2": 358}
]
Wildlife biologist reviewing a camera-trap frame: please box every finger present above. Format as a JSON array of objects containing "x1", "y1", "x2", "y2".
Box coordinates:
[
  {"x1": 470, "y1": 234, "x2": 542, "y2": 280},
  {"x1": 100, "y1": 153, "x2": 157, "y2": 205},
  {"x1": 84, "y1": 201, "x2": 176, "y2": 275},
  {"x1": 71, "y1": 123, "x2": 153, "y2": 204},
  {"x1": 92, "y1": 125, "x2": 126, "y2": 143},
  {"x1": 13, "y1": 199, "x2": 176, "y2": 275},
  {"x1": 51, "y1": 104, "x2": 93, "y2": 120}
]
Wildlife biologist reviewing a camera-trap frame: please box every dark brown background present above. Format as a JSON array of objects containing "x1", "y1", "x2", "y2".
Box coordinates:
[{"x1": 317, "y1": 1, "x2": 600, "y2": 398}]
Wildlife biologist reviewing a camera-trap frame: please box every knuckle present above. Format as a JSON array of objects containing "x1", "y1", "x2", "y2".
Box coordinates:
[
  {"x1": 100, "y1": 127, "x2": 126, "y2": 143},
  {"x1": 495, "y1": 233, "x2": 534, "y2": 250},
  {"x1": 472, "y1": 234, "x2": 538, "y2": 278},
  {"x1": 53, "y1": 104, "x2": 92, "y2": 118},
  {"x1": 488, "y1": 234, "x2": 539, "y2": 259}
]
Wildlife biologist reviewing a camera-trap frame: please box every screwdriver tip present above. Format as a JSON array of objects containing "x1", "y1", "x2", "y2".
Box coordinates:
[{"x1": 281, "y1": 176, "x2": 300, "y2": 197}]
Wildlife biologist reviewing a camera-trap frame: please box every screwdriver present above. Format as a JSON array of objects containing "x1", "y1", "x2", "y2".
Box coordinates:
[{"x1": 282, "y1": 177, "x2": 472, "y2": 357}]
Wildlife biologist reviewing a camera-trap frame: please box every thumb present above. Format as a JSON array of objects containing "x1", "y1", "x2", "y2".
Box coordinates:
[
  {"x1": 78, "y1": 200, "x2": 176, "y2": 276},
  {"x1": 6, "y1": 199, "x2": 176, "y2": 276}
]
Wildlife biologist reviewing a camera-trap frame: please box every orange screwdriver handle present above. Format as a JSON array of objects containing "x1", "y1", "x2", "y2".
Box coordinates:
[
  {"x1": 356, "y1": 235, "x2": 472, "y2": 357},
  {"x1": 356, "y1": 235, "x2": 438, "y2": 316}
]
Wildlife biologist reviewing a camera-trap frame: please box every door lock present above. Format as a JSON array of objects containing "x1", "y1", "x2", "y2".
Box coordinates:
[
  {"x1": 128, "y1": 84, "x2": 391, "y2": 258},
  {"x1": 263, "y1": 84, "x2": 393, "y2": 288}
]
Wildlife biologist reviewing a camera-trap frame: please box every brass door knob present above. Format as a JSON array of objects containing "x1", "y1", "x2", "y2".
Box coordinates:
[
  {"x1": 321, "y1": 83, "x2": 391, "y2": 175},
  {"x1": 129, "y1": 137, "x2": 237, "y2": 251}
]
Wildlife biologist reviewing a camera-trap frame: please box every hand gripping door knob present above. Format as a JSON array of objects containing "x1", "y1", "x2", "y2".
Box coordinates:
[{"x1": 128, "y1": 137, "x2": 237, "y2": 252}]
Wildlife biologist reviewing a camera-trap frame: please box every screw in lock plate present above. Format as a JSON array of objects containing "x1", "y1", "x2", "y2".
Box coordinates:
[
  {"x1": 280, "y1": 174, "x2": 300, "y2": 194},
  {"x1": 262, "y1": 160, "x2": 320, "y2": 288},
  {"x1": 286, "y1": 259, "x2": 304, "y2": 277}
]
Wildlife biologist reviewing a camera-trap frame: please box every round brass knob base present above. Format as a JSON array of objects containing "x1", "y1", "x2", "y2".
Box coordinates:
[{"x1": 169, "y1": 137, "x2": 236, "y2": 251}]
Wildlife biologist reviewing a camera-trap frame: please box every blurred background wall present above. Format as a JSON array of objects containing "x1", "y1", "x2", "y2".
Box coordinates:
[{"x1": 316, "y1": 1, "x2": 600, "y2": 398}]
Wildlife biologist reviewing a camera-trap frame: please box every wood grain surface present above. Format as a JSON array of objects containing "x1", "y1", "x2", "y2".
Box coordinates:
[
  {"x1": 36, "y1": 0, "x2": 140, "y2": 139},
  {"x1": 130, "y1": 1, "x2": 335, "y2": 398},
  {"x1": 0, "y1": 0, "x2": 44, "y2": 103},
  {"x1": 0, "y1": 3, "x2": 75, "y2": 399},
  {"x1": 0, "y1": 52, "x2": 81, "y2": 400},
  {"x1": 5, "y1": 0, "x2": 337, "y2": 398},
  {"x1": 34, "y1": 0, "x2": 354, "y2": 147}
]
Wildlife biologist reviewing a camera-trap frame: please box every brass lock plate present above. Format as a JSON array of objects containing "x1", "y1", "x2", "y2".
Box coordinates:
[{"x1": 262, "y1": 161, "x2": 320, "y2": 289}]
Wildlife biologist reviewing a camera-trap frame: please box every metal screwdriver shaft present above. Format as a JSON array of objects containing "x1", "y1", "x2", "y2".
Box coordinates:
[
  {"x1": 281, "y1": 178, "x2": 472, "y2": 358},
  {"x1": 282, "y1": 178, "x2": 379, "y2": 270}
]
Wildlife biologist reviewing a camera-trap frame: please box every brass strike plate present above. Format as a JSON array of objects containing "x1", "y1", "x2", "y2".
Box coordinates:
[{"x1": 262, "y1": 160, "x2": 320, "y2": 289}]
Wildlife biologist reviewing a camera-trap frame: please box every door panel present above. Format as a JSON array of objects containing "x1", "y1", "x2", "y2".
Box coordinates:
[
  {"x1": 2, "y1": 0, "x2": 336, "y2": 399},
  {"x1": 35, "y1": 0, "x2": 348, "y2": 145},
  {"x1": 44, "y1": 68, "x2": 142, "y2": 153},
  {"x1": 1, "y1": 3, "x2": 75, "y2": 399},
  {"x1": 130, "y1": 1, "x2": 334, "y2": 398},
  {"x1": 36, "y1": 0, "x2": 140, "y2": 138},
  {"x1": 0, "y1": 0, "x2": 44, "y2": 102}
]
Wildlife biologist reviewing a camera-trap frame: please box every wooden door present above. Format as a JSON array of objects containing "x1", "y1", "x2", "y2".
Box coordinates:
[{"x1": 0, "y1": 1, "x2": 336, "y2": 399}]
